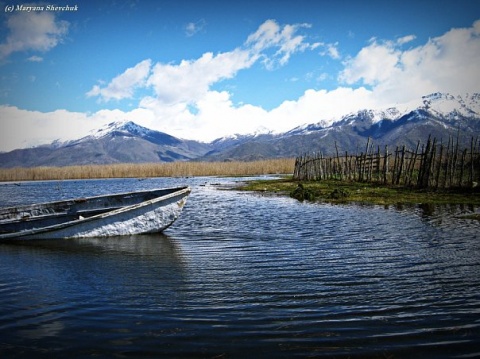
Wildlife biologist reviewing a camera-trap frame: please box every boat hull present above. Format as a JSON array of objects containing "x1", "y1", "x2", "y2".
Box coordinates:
[{"x1": 0, "y1": 187, "x2": 190, "y2": 240}]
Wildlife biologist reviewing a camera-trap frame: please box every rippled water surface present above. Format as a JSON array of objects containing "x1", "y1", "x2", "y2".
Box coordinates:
[{"x1": 0, "y1": 177, "x2": 479, "y2": 358}]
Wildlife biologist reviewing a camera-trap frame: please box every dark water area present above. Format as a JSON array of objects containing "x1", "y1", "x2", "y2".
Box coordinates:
[{"x1": 0, "y1": 177, "x2": 479, "y2": 358}]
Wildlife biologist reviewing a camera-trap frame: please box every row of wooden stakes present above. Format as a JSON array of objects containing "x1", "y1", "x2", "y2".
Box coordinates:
[{"x1": 293, "y1": 136, "x2": 480, "y2": 189}]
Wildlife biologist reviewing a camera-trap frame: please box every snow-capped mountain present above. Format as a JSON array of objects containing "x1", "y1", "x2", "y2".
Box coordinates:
[
  {"x1": 201, "y1": 92, "x2": 480, "y2": 161},
  {"x1": 0, "y1": 120, "x2": 212, "y2": 167},
  {"x1": 69, "y1": 120, "x2": 181, "y2": 147},
  {"x1": 422, "y1": 92, "x2": 480, "y2": 118},
  {"x1": 208, "y1": 127, "x2": 276, "y2": 154},
  {"x1": 88, "y1": 120, "x2": 155, "y2": 139},
  {"x1": 1, "y1": 93, "x2": 479, "y2": 167},
  {"x1": 288, "y1": 93, "x2": 479, "y2": 136}
]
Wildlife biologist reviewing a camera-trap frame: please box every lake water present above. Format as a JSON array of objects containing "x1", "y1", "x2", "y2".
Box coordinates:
[{"x1": 0, "y1": 177, "x2": 479, "y2": 358}]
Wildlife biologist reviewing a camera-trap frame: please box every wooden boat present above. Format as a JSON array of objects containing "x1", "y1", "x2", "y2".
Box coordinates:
[{"x1": 0, "y1": 186, "x2": 191, "y2": 240}]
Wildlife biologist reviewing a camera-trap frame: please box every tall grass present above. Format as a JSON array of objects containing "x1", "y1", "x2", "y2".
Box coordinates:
[{"x1": 0, "y1": 159, "x2": 295, "y2": 182}]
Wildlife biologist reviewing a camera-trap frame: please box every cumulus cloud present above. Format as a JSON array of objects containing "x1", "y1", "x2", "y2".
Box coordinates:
[
  {"x1": 186, "y1": 91, "x2": 268, "y2": 138},
  {"x1": 146, "y1": 49, "x2": 254, "y2": 105},
  {"x1": 0, "y1": 105, "x2": 159, "y2": 151},
  {"x1": 86, "y1": 59, "x2": 152, "y2": 101},
  {"x1": 339, "y1": 38, "x2": 402, "y2": 86},
  {"x1": 339, "y1": 20, "x2": 480, "y2": 103},
  {"x1": 4, "y1": 19, "x2": 480, "y2": 150},
  {"x1": 0, "y1": 106, "x2": 91, "y2": 150},
  {"x1": 88, "y1": 19, "x2": 314, "y2": 105},
  {"x1": 0, "y1": 10, "x2": 69, "y2": 61},
  {"x1": 268, "y1": 87, "x2": 376, "y2": 130},
  {"x1": 82, "y1": 18, "x2": 480, "y2": 143}
]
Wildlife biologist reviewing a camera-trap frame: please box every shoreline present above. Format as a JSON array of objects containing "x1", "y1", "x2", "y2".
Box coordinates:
[{"x1": 236, "y1": 177, "x2": 480, "y2": 207}]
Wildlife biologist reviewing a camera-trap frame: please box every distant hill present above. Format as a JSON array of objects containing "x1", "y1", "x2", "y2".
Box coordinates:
[
  {"x1": 199, "y1": 93, "x2": 480, "y2": 161},
  {"x1": 1, "y1": 93, "x2": 479, "y2": 168},
  {"x1": 0, "y1": 121, "x2": 212, "y2": 168}
]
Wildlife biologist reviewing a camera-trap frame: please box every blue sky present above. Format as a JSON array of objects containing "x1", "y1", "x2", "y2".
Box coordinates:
[{"x1": 1, "y1": 0, "x2": 480, "y2": 151}]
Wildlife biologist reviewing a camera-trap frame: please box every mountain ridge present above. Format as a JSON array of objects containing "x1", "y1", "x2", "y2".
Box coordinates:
[{"x1": 1, "y1": 92, "x2": 479, "y2": 167}]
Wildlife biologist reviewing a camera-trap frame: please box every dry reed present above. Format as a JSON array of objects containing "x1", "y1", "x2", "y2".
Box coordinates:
[{"x1": 0, "y1": 158, "x2": 295, "y2": 182}]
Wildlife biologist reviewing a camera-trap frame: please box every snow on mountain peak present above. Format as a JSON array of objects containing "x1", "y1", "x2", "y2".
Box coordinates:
[
  {"x1": 252, "y1": 126, "x2": 273, "y2": 136},
  {"x1": 212, "y1": 126, "x2": 274, "y2": 144},
  {"x1": 340, "y1": 107, "x2": 407, "y2": 126},
  {"x1": 421, "y1": 92, "x2": 480, "y2": 118},
  {"x1": 336, "y1": 92, "x2": 480, "y2": 127},
  {"x1": 282, "y1": 92, "x2": 480, "y2": 138},
  {"x1": 73, "y1": 93, "x2": 479, "y2": 146},
  {"x1": 88, "y1": 120, "x2": 152, "y2": 139}
]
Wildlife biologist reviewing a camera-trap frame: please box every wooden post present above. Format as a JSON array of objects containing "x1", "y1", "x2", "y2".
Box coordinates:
[
  {"x1": 426, "y1": 138, "x2": 437, "y2": 188},
  {"x1": 407, "y1": 141, "x2": 420, "y2": 186},
  {"x1": 459, "y1": 149, "x2": 467, "y2": 187},
  {"x1": 376, "y1": 146, "x2": 381, "y2": 182},
  {"x1": 451, "y1": 134, "x2": 459, "y2": 186},
  {"x1": 435, "y1": 144, "x2": 444, "y2": 189},
  {"x1": 444, "y1": 136, "x2": 451, "y2": 188},
  {"x1": 345, "y1": 151, "x2": 350, "y2": 180},
  {"x1": 335, "y1": 141, "x2": 342, "y2": 181},
  {"x1": 396, "y1": 145, "x2": 406, "y2": 185},
  {"x1": 418, "y1": 137, "x2": 429, "y2": 188},
  {"x1": 293, "y1": 156, "x2": 299, "y2": 179},
  {"x1": 302, "y1": 154, "x2": 307, "y2": 181},
  {"x1": 383, "y1": 145, "x2": 389, "y2": 184},
  {"x1": 392, "y1": 147, "x2": 398, "y2": 185},
  {"x1": 470, "y1": 137, "x2": 475, "y2": 187}
]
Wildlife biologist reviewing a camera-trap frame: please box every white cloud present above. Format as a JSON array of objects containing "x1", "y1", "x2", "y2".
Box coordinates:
[
  {"x1": 185, "y1": 19, "x2": 206, "y2": 37},
  {"x1": 146, "y1": 49, "x2": 254, "y2": 105},
  {"x1": 0, "y1": 10, "x2": 69, "y2": 61},
  {"x1": 3, "y1": 20, "x2": 480, "y2": 151},
  {"x1": 88, "y1": 19, "x2": 314, "y2": 105},
  {"x1": 267, "y1": 87, "x2": 377, "y2": 131},
  {"x1": 0, "y1": 106, "x2": 91, "y2": 151},
  {"x1": 1, "y1": 87, "x2": 376, "y2": 151},
  {"x1": 0, "y1": 105, "x2": 159, "y2": 152},
  {"x1": 86, "y1": 59, "x2": 152, "y2": 101},
  {"x1": 27, "y1": 55, "x2": 43, "y2": 62},
  {"x1": 85, "y1": 18, "x2": 480, "y2": 142},
  {"x1": 318, "y1": 42, "x2": 341, "y2": 59},
  {"x1": 397, "y1": 34, "x2": 416, "y2": 45},
  {"x1": 339, "y1": 20, "x2": 480, "y2": 103},
  {"x1": 326, "y1": 43, "x2": 341, "y2": 59},
  {"x1": 136, "y1": 90, "x2": 267, "y2": 140},
  {"x1": 246, "y1": 20, "x2": 313, "y2": 69},
  {"x1": 192, "y1": 91, "x2": 268, "y2": 137},
  {"x1": 339, "y1": 39, "x2": 401, "y2": 86}
]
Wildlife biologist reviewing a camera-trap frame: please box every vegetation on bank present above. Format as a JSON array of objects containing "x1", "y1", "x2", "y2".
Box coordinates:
[
  {"x1": 238, "y1": 177, "x2": 480, "y2": 206},
  {"x1": 0, "y1": 159, "x2": 295, "y2": 182},
  {"x1": 1, "y1": 158, "x2": 478, "y2": 209}
]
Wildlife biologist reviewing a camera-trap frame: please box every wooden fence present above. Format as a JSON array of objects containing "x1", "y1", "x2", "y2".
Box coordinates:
[{"x1": 293, "y1": 136, "x2": 480, "y2": 189}]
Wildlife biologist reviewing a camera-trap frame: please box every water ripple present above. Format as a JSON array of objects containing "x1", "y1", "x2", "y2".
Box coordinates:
[{"x1": 0, "y1": 177, "x2": 479, "y2": 358}]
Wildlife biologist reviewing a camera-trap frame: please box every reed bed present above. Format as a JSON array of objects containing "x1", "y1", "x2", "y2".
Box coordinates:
[{"x1": 0, "y1": 158, "x2": 295, "y2": 182}]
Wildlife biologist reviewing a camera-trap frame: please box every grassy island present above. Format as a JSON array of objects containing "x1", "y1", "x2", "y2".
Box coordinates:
[{"x1": 238, "y1": 177, "x2": 480, "y2": 208}]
